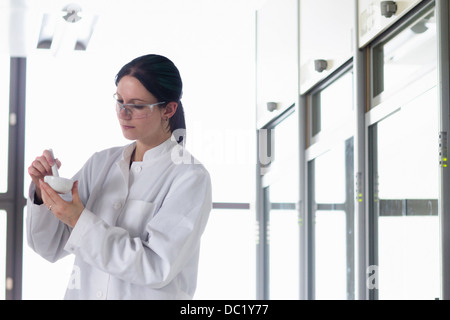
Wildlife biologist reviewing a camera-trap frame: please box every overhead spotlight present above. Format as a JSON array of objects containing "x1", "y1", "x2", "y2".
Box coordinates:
[
  {"x1": 62, "y1": 3, "x2": 82, "y2": 23},
  {"x1": 36, "y1": 3, "x2": 99, "y2": 54}
]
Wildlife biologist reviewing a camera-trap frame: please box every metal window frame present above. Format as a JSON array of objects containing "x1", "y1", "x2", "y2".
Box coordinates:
[
  {"x1": 353, "y1": 0, "x2": 368, "y2": 301},
  {"x1": 0, "y1": 57, "x2": 27, "y2": 300},
  {"x1": 367, "y1": 124, "x2": 379, "y2": 300},
  {"x1": 436, "y1": 0, "x2": 450, "y2": 300}
]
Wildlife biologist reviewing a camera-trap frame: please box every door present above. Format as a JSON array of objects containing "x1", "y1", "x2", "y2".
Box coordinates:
[{"x1": 367, "y1": 3, "x2": 439, "y2": 299}]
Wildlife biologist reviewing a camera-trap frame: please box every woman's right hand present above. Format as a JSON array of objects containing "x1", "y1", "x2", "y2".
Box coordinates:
[{"x1": 27, "y1": 149, "x2": 61, "y2": 201}]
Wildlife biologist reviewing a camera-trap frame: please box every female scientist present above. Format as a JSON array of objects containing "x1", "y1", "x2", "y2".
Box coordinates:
[{"x1": 26, "y1": 54, "x2": 212, "y2": 300}]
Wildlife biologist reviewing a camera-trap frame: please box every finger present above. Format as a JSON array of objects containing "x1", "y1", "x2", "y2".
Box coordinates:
[
  {"x1": 29, "y1": 161, "x2": 51, "y2": 187},
  {"x1": 72, "y1": 180, "x2": 78, "y2": 195},
  {"x1": 43, "y1": 149, "x2": 55, "y2": 166},
  {"x1": 39, "y1": 179, "x2": 49, "y2": 204},
  {"x1": 31, "y1": 159, "x2": 49, "y2": 176},
  {"x1": 28, "y1": 166, "x2": 44, "y2": 187},
  {"x1": 28, "y1": 164, "x2": 42, "y2": 178},
  {"x1": 71, "y1": 181, "x2": 81, "y2": 202},
  {"x1": 34, "y1": 156, "x2": 52, "y2": 175},
  {"x1": 39, "y1": 179, "x2": 62, "y2": 207},
  {"x1": 55, "y1": 158, "x2": 62, "y2": 169}
]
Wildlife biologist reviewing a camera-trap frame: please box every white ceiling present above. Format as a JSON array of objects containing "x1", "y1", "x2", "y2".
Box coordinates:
[{"x1": 1, "y1": 0, "x2": 266, "y2": 57}]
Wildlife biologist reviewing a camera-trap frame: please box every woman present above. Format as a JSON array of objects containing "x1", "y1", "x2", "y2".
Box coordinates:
[{"x1": 26, "y1": 54, "x2": 212, "y2": 300}]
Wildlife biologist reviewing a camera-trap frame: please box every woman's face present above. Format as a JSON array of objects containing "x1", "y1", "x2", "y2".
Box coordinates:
[{"x1": 116, "y1": 75, "x2": 170, "y2": 146}]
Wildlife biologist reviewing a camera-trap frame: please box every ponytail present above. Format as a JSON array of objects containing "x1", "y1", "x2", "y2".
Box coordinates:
[{"x1": 170, "y1": 101, "x2": 186, "y2": 144}]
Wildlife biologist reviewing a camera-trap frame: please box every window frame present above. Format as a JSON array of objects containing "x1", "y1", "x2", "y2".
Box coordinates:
[{"x1": 0, "y1": 57, "x2": 27, "y2": 300}]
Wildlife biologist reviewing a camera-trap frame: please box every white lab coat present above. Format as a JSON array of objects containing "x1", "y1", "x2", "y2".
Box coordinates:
[{"x1": 26, "y1": 137, "x2": 212, "y2": 300}]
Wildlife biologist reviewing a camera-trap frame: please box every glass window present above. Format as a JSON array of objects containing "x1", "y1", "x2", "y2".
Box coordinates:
[
  {"x1": 371, "y1": 8, "x2": 436, "y2": 106},
  {"x1": 311, "y1": 70, "x2": 353, "y2": 137},
  {"x1": 0, "y1": 56, "x2": 9, "y2": 193},
  {"x1": 22, "y1": 52, "x2": 124, "y2": 299},
  {"x1": 372, "y1": 87, "x2": 439, "y2": 300},
  {"x1": 22, "y1": 4, "x2": 256, "y2": 299},
  {"x1": 195, "y1": 209, "x2": 256, "y2": 300},
  {"x1": 22, "y1": 207, "x2": 74, "y2": 300},
  {"x1": 22, "y1": 2, "x2": 256, "y2": 299},
  {"x1": 0, "y1": 211, "x2": 6, "y2": 300}
]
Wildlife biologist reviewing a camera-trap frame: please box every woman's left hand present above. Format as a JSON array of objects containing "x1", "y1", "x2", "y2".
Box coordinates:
[{"x1": 39, "y1": 179, "x2": 85, "y2": 228}]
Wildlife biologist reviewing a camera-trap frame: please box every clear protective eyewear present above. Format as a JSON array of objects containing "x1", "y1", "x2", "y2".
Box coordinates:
[{"x1": 114, "y1": 93, "x2": 166, "y2": 119}]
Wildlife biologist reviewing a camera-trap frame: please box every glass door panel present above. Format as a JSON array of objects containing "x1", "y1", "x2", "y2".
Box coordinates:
[
  {"x1": 270, "y1": 108, "x2": 299, "y2": 178},
  {"x1": 263, "y1": 107, "x2": 299, "y2": 299},
  {"x1": 312, "y1": 71, "x2": 354, "y2": 137},
  {"x1": 311, "y1": 138, "x2": 354, "y2": 299},
  {"x1": 371, "y1": 6, "x2": 436, "y2": 106},
  {"x1": 378, "y1": 216, "x2": 439, "y2": 299},
  {"x1": 315, "y1": 144, "x2": 346, "y2": 204},
  {"x1": 315, "y1": 210, "x2": 346, "y2": 299},
  {"x1": 268, "y1": 172, "x2": 299, "y2": 300},
  {"x1": 373, "y1": 87, "x2": 439, "y2": 300}
]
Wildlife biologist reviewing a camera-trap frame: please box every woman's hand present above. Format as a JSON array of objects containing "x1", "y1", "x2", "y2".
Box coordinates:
[
  {"x1": 39, "y1": 179, "x2": 85, "y2": 228},
  {"x1": 28, "y1": 150, "x2": 62, "y2": 201}
]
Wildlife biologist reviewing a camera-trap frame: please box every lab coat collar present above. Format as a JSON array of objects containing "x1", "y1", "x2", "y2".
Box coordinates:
[
  {"x1": 121, "y1": 136, "x2": 179, "y2": 164},
  {"x1": 143, "y1": 137, "x2": 178, "y2": 162}
]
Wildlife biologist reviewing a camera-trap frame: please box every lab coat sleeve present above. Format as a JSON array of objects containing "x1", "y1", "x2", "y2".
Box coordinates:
[
  {"x1": 26, "y1": 183, "x2": 72, "y2": 263},
  {"x1": 25, "y1": 152, "x2": 95, "y2": 263},
  {"x1": 64, "y1": 166, "x2": 212, "y2": 287}
]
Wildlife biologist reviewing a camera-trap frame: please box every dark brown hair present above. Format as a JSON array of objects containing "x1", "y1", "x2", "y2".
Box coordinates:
[{"x1": 115, "y1": 54, "x2": 186, "y2": 144}]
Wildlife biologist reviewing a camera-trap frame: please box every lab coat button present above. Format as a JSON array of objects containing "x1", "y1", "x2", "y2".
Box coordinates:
[
  {"x1": 134, "y1": 166, "x2": 142, "y2": 173},
  {"x1": 114, "y1": 202, "x2": 122, "y2": 210},
  {"x1": 96, "y1": 290, "x2": 103, "y2": 298}
]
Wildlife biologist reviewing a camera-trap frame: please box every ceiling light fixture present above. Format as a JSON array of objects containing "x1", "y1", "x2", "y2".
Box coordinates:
[{"x1": 36, "y1": 2, "x2": 98, "y2": 54}]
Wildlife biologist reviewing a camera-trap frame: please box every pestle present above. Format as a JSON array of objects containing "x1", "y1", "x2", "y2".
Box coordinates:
[
  {"x1": 44, "y1": 149, "x2": 74, "y2": 194},
  {"x1": 49, "y1": 148, "x2": 60, "y2": 177}
]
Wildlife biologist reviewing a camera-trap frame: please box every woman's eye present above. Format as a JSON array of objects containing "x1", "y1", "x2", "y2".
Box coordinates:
[{"x1": 133, "y1": 105, "x2": 146, "y2": 110}]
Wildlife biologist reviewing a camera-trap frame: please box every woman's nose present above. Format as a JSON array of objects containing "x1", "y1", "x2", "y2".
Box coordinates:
[{"x1": 118, "y1": 106, "x2": 131, "y2": 118}]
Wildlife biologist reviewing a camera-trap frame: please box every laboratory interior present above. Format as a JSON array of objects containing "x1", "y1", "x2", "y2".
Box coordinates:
[{"x1": 0, "y1": 0, "x2": 449, "y2": 300}]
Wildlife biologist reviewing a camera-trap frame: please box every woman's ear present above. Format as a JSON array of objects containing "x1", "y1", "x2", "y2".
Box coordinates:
[{"x1": 163, "y1": 102, "x2": 178, "y2": 119}]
